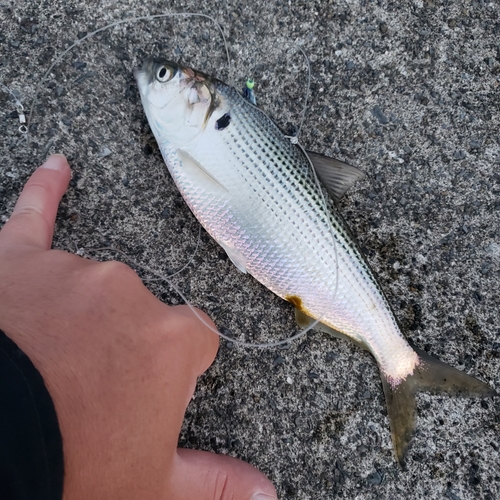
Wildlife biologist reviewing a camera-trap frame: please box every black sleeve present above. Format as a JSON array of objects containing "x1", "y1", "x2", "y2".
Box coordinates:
[{"x1": 0, "y1": 330, "x2": 64, "y2": 500}]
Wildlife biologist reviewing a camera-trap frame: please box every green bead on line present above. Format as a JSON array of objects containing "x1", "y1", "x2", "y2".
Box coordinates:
[{"x1": 246, "y1": 79, "x2": 255, "y2": 90}]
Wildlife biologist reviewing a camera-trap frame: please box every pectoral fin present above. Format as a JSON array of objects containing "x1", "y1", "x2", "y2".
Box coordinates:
[
  {"x1": 177, "y1": 149, "x2": 228, "y2": 192},
  {"x1": 306, "y1": 151, "x2": 365, "y2": 203}
]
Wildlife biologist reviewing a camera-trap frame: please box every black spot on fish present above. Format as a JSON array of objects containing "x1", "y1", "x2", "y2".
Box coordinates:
[{"x1": 215, "y1": 113, "x2": 231, "y2": 131}]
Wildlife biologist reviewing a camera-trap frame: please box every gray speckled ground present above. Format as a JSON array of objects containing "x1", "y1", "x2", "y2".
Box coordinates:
[{"x1": 1, "y1": 0, "x2": 499, "y2": 498}]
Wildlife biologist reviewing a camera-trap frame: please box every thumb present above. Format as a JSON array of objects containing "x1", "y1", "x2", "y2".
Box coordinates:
[{"x1": 169, "y1": 449, "x2": 277, "y2": 500}]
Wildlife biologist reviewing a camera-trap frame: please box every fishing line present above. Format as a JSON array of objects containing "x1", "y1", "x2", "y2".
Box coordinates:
[
  {"x1": 296, "y1": 142, "x2": 341, "y2": 309},
  {"x1": 246, "y1": 42, "x2": 311, "y2": 139},
  {"x1": 287, "y1": 45, "x2": 311, "y2": 141},
  {"x1": 83, "y1": 245, "x2": 320, "y2": 348},
  {"x1": 81, "y1": 222, "x2": 201, "y2": 283},
  {"x1": 25, "y1": 12, "x2": 233, "y2": 144},
  {"x1": 279, "y1": 45, "x2": 341, "y2": 308}
]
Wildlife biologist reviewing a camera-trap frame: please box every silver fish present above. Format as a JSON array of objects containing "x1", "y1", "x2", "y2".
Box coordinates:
[{"x1": 134, "y1": 58, "x2": 494, "y2": 463}]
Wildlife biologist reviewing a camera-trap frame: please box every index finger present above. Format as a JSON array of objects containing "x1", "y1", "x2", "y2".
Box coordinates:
[{"x1": 0, "y1": 155, "x2": 71, "y2": 250}]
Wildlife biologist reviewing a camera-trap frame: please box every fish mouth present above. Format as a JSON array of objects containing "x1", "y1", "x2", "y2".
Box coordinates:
[
  {"x1": 132, "y1": 65, "x2": 144, "y2": 81},
  {"x1": 133, "y1": 58, "x2": 158, "y2": 87}
]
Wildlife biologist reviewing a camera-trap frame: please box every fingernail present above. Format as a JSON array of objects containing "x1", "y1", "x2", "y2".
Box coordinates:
[
  {"x1": 251, "y1": 494, "x2": 278, "y2": 500},
  {"x1": 41, "y1": 154, "x2": 67, "y2": 170}
]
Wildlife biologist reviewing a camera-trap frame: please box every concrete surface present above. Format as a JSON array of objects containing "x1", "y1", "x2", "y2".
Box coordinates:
[{"x1": 1, "y1": 0, "x2": 499, "y2": 498}]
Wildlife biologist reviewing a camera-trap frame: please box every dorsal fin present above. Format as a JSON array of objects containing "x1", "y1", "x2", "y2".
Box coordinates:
[{"x1": 306, "y1": 151, "x2": 365, "y2": 203}]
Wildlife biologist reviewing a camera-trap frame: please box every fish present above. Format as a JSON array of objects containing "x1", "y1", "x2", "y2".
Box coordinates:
[{"x1": 134, "y1": 58, "x2": 495, "y2": 464}]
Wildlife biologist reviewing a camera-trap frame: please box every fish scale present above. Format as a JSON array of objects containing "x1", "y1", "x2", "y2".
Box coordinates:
[{"x1": 135, "y1": 58, "x2": 494, "y2": 464}]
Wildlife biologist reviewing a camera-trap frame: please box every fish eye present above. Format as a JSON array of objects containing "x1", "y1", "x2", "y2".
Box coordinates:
[{"x1": 156, "y1": 65, "x2": 174, "y2": 83}]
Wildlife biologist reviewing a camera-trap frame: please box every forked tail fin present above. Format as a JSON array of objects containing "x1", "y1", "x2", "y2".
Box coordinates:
[{"x1": 380, "y1": 348, "x2": 495, "y2": 465}]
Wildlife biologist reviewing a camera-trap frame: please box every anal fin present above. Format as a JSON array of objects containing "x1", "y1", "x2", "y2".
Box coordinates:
[{"x1": 294, "y1": 308, "x2": 369, "y2": 350}]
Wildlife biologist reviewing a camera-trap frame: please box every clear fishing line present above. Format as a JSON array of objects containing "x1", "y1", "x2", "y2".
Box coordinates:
[
  {"x1": 84, "y1": 245, "x2": 320, "y2": 348},
  {"x1": 14, "y1": 11, "x2": 341, "y2": 348},
  {"x1": 241, "y1": 43, "x2": 341, "y2": 310},
  {"x1": 25, "y1": 12, "x2": 233, "y2": 146},
  {"x1": 280, "y1": 45, "x2": 341, "y2": 310}
]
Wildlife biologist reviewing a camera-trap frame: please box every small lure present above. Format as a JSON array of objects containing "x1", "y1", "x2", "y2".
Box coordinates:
[{"x1": 242, "y1": 78, "x2": 256, "y2": 105}]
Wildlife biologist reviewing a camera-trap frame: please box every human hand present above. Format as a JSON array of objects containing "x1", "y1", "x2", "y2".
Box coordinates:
[{"x1": 0, "y1": 155, "x2": 277, "y2": 500}]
